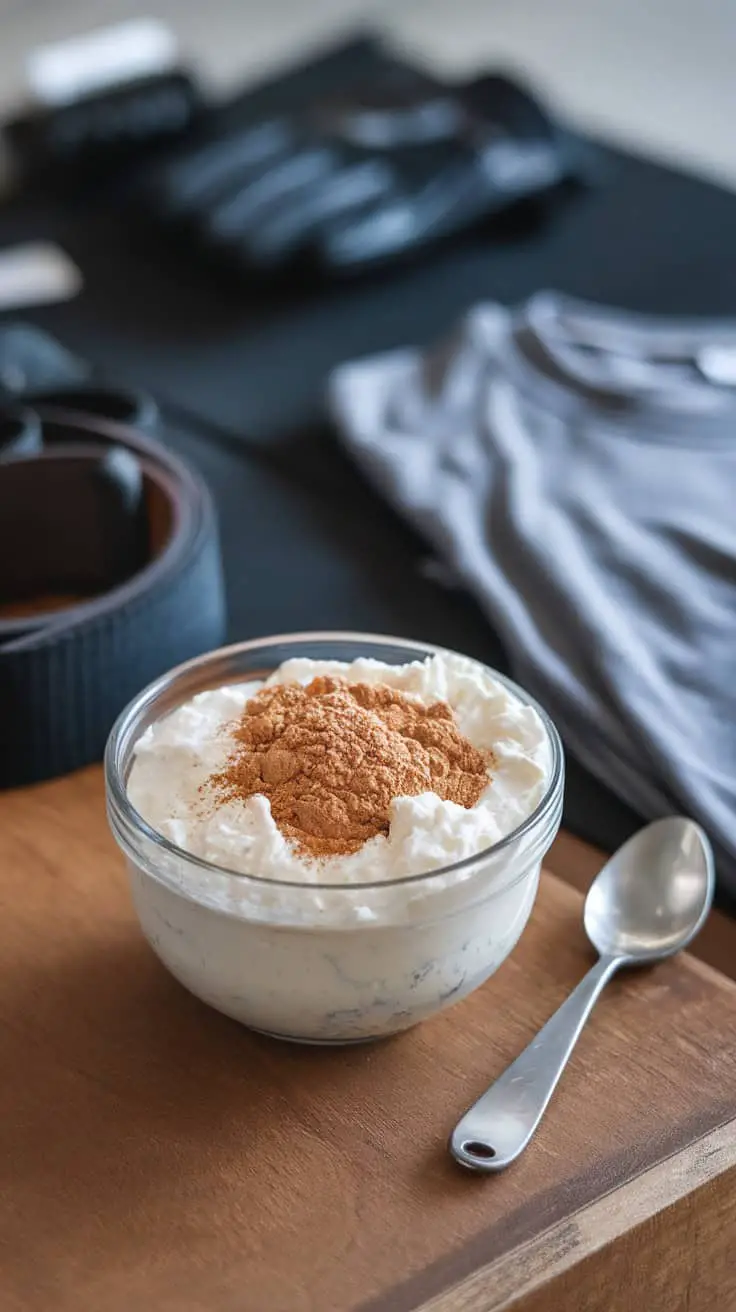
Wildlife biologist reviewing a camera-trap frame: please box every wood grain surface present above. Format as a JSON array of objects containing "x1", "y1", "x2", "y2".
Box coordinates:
[{"x1": 1, "y1": 767, "x2": 734, "y2": 1312}]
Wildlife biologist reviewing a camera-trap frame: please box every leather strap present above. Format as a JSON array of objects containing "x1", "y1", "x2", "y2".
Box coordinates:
[
  {"x1": 0, "y1": 409, "x2": 42, "y2": 459},
  {"x1": 21, "y1": 383, "x2": 161, "y2": 434},
  {"x1": 0, "y1": 404, "x2": 225, "y2": 787}
]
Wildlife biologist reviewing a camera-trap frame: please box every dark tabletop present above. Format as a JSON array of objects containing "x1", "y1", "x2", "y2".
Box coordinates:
[{"x1": 3, "y1": 49, "x2": 736, "y2": 876}]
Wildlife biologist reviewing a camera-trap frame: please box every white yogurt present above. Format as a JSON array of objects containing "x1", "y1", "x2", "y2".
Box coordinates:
[
  {"x1": 128, "y1": 652, "x2": 551, "y2": 884},
  {"x1": 121, "y1": 652, "x2": 561, "y2": 1041}
]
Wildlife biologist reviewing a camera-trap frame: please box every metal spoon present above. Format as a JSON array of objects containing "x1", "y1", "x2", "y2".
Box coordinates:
[{"x1": 450, "y1": 817, "x2": 715, "y2": 1173}]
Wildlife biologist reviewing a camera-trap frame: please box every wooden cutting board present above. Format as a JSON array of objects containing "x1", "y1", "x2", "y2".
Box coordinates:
[{"x1": 1, "y1": 767, "x2": 735, "y2": 1312}]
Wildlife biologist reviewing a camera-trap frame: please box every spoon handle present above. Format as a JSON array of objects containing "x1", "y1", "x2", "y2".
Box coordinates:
[{"x1": 450, "y1": 954, "x2": 622, "y2": 1172}]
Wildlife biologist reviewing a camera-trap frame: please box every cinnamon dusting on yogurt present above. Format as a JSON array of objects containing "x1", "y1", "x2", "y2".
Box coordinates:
[{"x1": 207, "y1": 677, "x2": 491, "y2": 859}]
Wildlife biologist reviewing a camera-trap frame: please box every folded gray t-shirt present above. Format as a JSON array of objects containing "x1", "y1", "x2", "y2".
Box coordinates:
[{"x1": 329, "y1": 292, "x2": 736, "y2": 888}]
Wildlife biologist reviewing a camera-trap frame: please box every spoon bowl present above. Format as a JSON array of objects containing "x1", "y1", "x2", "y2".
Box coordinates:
[{"x1": 584, "y1": 817, "x2": 714, "y2": 962}]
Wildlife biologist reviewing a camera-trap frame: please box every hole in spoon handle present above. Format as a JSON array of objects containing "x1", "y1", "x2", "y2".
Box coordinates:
[
  {"x1": 451, "y1": 1135, "x2": 506, "y2": 1172},
  {"x1": 463, "y1": 1141, "x2": 496, "y2": 1159}
]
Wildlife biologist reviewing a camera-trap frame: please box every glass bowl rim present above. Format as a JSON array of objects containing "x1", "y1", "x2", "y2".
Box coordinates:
[{"x1": 105, "y1": 630, "x2": 564, "y2": 893}]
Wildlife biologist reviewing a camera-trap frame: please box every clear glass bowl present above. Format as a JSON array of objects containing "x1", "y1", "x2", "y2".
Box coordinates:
[{"x1": 106, "y1": 633, "x2": 564, "y2": 1043}]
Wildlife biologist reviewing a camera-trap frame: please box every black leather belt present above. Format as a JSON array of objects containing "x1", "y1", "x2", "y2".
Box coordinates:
[{"x1": 0, "y1": 389, "x2": 226, "y2": 787}]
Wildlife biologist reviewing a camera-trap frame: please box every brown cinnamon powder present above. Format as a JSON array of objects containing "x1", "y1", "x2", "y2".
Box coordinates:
[{"x1": 208, "y1": 677, "x2": 491, "y2": 859}]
